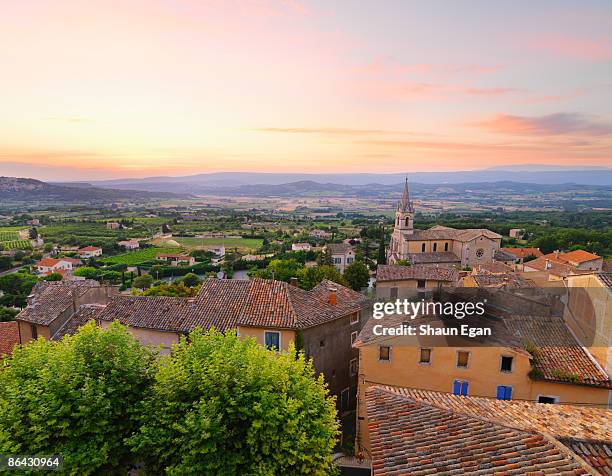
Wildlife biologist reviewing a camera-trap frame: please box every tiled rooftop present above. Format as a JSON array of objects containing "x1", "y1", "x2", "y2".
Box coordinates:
[
  {"x1": 377, "y1": 265, "x2": 458, "y2": 283},
  {"x1": 502, "y1": 247, "x2": 543, "y2": 259},
  {"x1": 506, "y1": 315, "x2": 611, "y2": 388},
  {"x1": 366, "y1": 385, "x2": 593, "y2": 475},
  {"x1": 52, "y1": 304, "x2": 106, "y2": 340},
  {"x1": 17, "y1": 280, "x2": 103, "y2": 326},
  {"x1": 404, "y1": 225, "x2": 502, "y2": 242},
  {"x1": 366, "y1": 386, "x2": 611, "y2": 475},
  {"x1": 0, "y1": 321, "x2": 19, "y2": 357},
  {"x1": 471, "y1": 272, "x2": 536, "y2": 288},
  {"x1": 406, "y1": 251, "x2": 460, "y2": 265},
  {"x1": 325, "y1": 243, "x2": 353, "y2": 255}
]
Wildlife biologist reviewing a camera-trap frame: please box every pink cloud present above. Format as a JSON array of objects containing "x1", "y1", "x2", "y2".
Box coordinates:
[
  {"x1": 475, "y1": 113, "x2": 612, "y2": 136},
  {"x1": 528, "y1": 34, "x2": 612, "y2": 60}
]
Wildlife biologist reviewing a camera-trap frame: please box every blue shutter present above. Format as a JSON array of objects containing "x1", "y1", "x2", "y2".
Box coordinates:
[
  {"x1": 265, "y1": 332, "x2": 279, "y2": 350},
  {"x1": 496, "y1": 386, "x2": 504, "y2": 400},
  {"x1": 504, "y1": 386, "x2": 512, "y2": 400},
  {"x1": 453, "y1": 380, "x2": 461, "y2": 395},
  {"x1": 461, "y1": 381, "x2": 469, "y2": 396}
]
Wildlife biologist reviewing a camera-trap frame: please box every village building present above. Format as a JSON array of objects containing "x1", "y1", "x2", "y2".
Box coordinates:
[
  {"x1": 353, "y1": 310, "x2": 611, "y2": 454},
  {"x1": 78, "y1": 246, "x2": 103, "y2": 259},
  {"x1": 522, "y1": 250, "x2": 602, "y2": 282},
  {"x1": 500, "y1": 247, "x2": 543, "y2": 263},
  {"x1": 106, "y1": 222, "x2": 121, "y2": 229},
  {"x1": 291, "y1": 242, "x2": 312, "y2": 252},
  {"x1": 309, "y1": 229, "x2": 331, "y2": 239},
  {"x1": 117, "y1": 239, "x2": 140, "y2": 250},
  {"x1": 387, "y1": 179, "x2": 502, "y2": 268},
  {"x1": 375, "y1": 265, "x2": 458, "y2": 299},
  {"x1": 14, "y1": 278, "x2": 368, "y2": 410},
  {"x1": 405, "y1": 251, "x2": 461, "y2": 268},
  {"x1": 156, "y1": 253, "x2": 196, "y2": 267},
  {"x1": 35, "y1": 257, "x2": 82, "y2": 275},
  {"x1": 508, "y1": 227, "x2": 525, "y2": 239},
  {"x1": 324, "y1": 243, "x2": 355, "y2": 273},
  {"x1": 364, "y1": 385, "x2": 610, "y2": 475}
]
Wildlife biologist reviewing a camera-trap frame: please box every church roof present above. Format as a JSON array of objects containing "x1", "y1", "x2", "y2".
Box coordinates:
[{"x1": 402, "y1": 226, "x2": 501, "y2": 242}]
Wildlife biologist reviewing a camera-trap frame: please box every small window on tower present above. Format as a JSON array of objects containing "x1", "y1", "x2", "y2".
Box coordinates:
[
  {"x1": 405, "y1": 217, "x2": 409, "y2": 226},
  {"x1": 444, "y1": 242, "x2": 449, "y2": 251},
  {"x1": 433, "y1": 243, "x2": 437, "y2": 251},
  {"x1": 421, "y1": 243, "x2": 426, "y2": 252}
]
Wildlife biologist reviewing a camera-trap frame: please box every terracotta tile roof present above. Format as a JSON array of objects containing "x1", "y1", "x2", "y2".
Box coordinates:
[
  {"x1": 37, "y1": 257, "x2": 61, "y2": 267},
  {"x1": 377, "y1": 265, "x2": 458, "y2": 282},
  {"x1": 96, "y1": 278, "x2": 365, "y2": 333},
  {"x1": 404, "y1": 225, "x2": 502, "y2": 242},
  {"x1": 471, "y1": 273, "x2": 536, "y2": 288},
  {"x1": 0, "y1": 321, "x2": 19, "y2": 357},
  {"x1": 311, "y1": 279, "x2": 367, "y2": 316},
  {"x1": 524, "y1": 256, "x2": 591, "y2": 277},
  {"x1": 52, "y1": 304, "x2": 106, "y2": 340},
  {"x1": 16, "y1": 280, "x2": 102, "y2": 326},
  {"x1": 503, "y1": 247, "x2": 543, "y2": 259},
  {"x1": 366, "y1": 385, "x2": 591, "y2": 476},
  {"x1": 406, "y1": 251, "x2": 460, "y2": 265},
  {"x1": 560, "y1": 439, "x2": 612, "y2": 475},
  {"x1": 476, "y1": 261, "x2": 514, "y2": 273},
  {"x1": 506, "y1": 315, "x2": 611, "y2": 388},
  {"x1": 557, "y1": 250, "x2": 601, "y2": 264},
  {"x1": 381, "y1": 386, "x2": 611, "y2": 443},
  {"x1": 325, "y1": 243, "x2": 353, "y2": 255},
  {"x1": 79, "y1": 246, "x2": 101, "y2": 252}
]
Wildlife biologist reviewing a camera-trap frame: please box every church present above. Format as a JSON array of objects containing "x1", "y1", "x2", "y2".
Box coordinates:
[{"x1": 387, "y1": 179, "x2": 502, "y2": 269}]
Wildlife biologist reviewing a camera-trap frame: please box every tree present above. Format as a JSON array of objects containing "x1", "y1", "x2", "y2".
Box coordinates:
[
  {"x1": 161, "y1": 223, "x2": 170, "y2": 234},
  {"x1": 0, "y1": 306, "x2": 19, "y2": 322},
  {"x1": 0, "y1": 256, "x2": 12, "y2": 272},
  {"x1": 297, "y1": 265, "x2": 348, "y2": 290},
  {"x1": 248, "y1": 259, "x2": 304, "y2": 282},
  {"x1": 181, "y1": 272, "x2": 201, "y2": 288},
  {"x1": 140, "y1": 282, "x2": 199, "y2": 297},
  {"x1": 377, "y1": 225, "x2": 386, "y2": 265},
  {"x1": 129, "y1": 330, "x2": 339, "y2": 475},
  {"x1": 344, "y1": 261, "x2": 370, "y2": 291},
  {"x1": 133, "y1": 274, "x2": 153, "y2": 290},
  {"x1": 318, "y1": 247, "x2": 333, "y2": 266},
  {"x1": 43, "y1": 272, "x2": 63, "y2": 281},
  {"x1": 73, "y1": 266, "x2": 102, "y2": 280},
  {"x1": 101, "y1": 270, "x2": 122, "y2": 284},
  {"x1": 395, "y1": 258, "x2": 411, "y2": 266},
  {"x1": 0, "y1": 321, "x2": 156, "y2": 474},
  {"x1": 29, "y1": 227, "x2": 38, "y2": 240}
]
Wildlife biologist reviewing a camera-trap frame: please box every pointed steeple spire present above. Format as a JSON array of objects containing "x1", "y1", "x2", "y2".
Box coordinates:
[{"x1": 398, "y1": 177, "x2": 413, "y2": 212}]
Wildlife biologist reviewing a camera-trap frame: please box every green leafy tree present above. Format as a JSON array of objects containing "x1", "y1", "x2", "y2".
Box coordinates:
[
  {"x1": 0, "y1": 256, "x2": 12, "y2": 272},
  {"x1": 248, "y1": 258, "x2": 304, "y2": 283},
  {"x1": 101, "y1": 270, "x2": 122, "y2": 284},
  {"x1": 28, "y1": 227, "x2": 38, "y2": 240},
  {"x1": 181, "y1": 272, "x2": 201, "y2": 288},
  {"x1": 395, "y1": 258, "x2": 411, "y2": 266},
  {"x1": 140, "y1": 282, "x2": 199, "y2": 297},
  {"x1": 73, "y1": 266, "x2": 102, "y2": 280},
  {"x1": 297, "y1": 265, "x2": 348, "y2": 290},
  {"x1": 318, "y1": 247, "x2": 333, "y2": 266},
  {"x1": 133, "y1": 274, "x2": 154, "y2": 290},
  {"x1": 129, "y1": 330, "x2": 339, "y2": 475},
  {"x1": 344, "y1": 261, "x2": 370, "y2": 291},
  {"x1": 43, "y1": 272, "x2": 63, "y2": 281},
  {"x1": 0, "y1": 306, "x2": 19, "y2": 322},
  {"x1": 0, "y1": 321, "x2": 156, "y2": 474}
]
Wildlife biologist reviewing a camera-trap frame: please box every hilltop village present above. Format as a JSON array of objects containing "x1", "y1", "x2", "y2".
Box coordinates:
[{"x1": 1, "y1": 180, "x2": 611, "y2": 474}]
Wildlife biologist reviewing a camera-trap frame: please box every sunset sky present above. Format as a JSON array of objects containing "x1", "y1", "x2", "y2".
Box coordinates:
[{"x1": 1, "y1": 0, "x2": 611, "y2": 180}]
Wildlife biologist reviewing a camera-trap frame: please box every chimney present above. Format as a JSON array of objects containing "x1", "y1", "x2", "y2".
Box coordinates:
[
  {"x1": 554, "y1": 250, "x2": 560, "y2": 259},
  {"x1": 328, "y1": 287, "x2": 337, "y2": 306},
  {"x1": 545, "y1": 259, "x2": 551, "y2": 270},
  {"x1": 290, "y1": 277, "x2": 298, "y2": 287}
]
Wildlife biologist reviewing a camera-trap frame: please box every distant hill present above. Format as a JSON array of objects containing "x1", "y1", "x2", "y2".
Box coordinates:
[
  {"x1": 0, "y1": 177, "x2": 186, "y2": 204},
  {"x1": 89, "y1": 168, "x2": 612, "y2": 190}
]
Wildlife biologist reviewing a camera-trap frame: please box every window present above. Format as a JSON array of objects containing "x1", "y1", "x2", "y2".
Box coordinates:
[
  {"x1": 347, "y1": 257, "x2": 354, "y2": 264},
  {"x1": 419, "y1": 348, "x2": 431, "y2": 364},
  {"x1": 319, "y1": 339, "x2": 325, "y2": 347},
  {"x1": 30, "y1": 324, "x2": 38, "y2": 339},
  {"x1": 496, "y1": 385, "x2": 512, "y2": 400},
  {"x1": 433, "y1": 243, "x2": 437, "y2": 251},
  {"x1": 350, "y1": 312, "x2": 360, "y2": 325},
  {"x1": 476, "y1": 248, "x2": 484, "y2": 258},
  {"x1": 333, "y1": 257, "x2": 341, "y2": 264},
  {"x1": 500, "y1": 356, "x2": 513, "y2": 373},
  {"x1": 379, "y1": 346, "x2": 391, "y2": 361},
  {"x1": 537, "y1": 395, "x2": 559, "y2": 404},
  {"x1": 456, "y1": 351, "x2": 470, "y2": 368},
  {"x1": 349, "y1": 358, "x2": 358, "y2": 376},
  {"x1": 453, "y1": 380, "x2": 469, "y2": 396},
  {"x1": 340, "y1": 388, "x2": 350, "y2": 411},
  {"x1": 350, "y1": 331, "x2": 358, "y2": 345},
  {"x1": 421, "y1": 243, "x2": 426, "y2": 252},
  {"x1": 390, "y1": 287, "x2": 398, "y2": 299},
  {"x1": 264, "y1": 331, "x2": 280, "y2": 351},
  {"x1": 417, "y1": 279, "x2": 426, "y2": 288},
  {"x1": 444, "y1": 242, "x2": 449, "y2": 251},
  {"x1": 405, "y1": 217, "x2": 409, "y2": 226}
]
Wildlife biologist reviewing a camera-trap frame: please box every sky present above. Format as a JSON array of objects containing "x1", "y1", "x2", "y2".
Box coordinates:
[{"x1": 1, "y1": 0, "x2": 611, "y2": 181}]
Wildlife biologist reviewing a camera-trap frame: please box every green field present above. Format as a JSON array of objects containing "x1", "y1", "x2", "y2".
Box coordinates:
[
  {"x1": 99, "y1": 247, "x2": 183, "y2": 266},
  {"x1": 2, "y1": 240, "x2": 32, "y2": 251},
  {"x1": 0, "y1": 231, "x2": 20, "y2": 241},
  {"x1": 173, "y1": 237, "x2": 262, "y2": 251}
]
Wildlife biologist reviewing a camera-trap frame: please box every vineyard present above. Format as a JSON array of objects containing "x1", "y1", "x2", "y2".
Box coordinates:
[
  {"x1": 0, "y1": 231, "x2": 19, "y2": 241},
  {"x1": 99, "y1": 247, "x2": 183, "y2": 266},
  {"x1": 1, "y1": 240, "x2": 32, "y2": 251}
]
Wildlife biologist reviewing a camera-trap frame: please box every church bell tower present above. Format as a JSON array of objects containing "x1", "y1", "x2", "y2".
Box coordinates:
[{"x1": 387, "y1": 177, "x2": 414, "y2": 263}]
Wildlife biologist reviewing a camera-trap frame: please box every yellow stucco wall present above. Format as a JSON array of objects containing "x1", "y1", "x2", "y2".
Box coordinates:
[
  {"x1": 355, "y1": 343, "x2": 610, "y2": 454},
  {"x1": 237, "y1": 326, "x2": 296, "y2": 351}
]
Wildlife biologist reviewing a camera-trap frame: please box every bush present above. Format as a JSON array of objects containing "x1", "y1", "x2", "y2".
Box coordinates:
[
  {"x1": 129, "y1": 330, "x2": 339, "y2": 475},
  {"x1": 133, "y1": 274, "x2": 154, "y2": 290},
  {"x1": 0, "y1": 322, "x2": 156, "y2": 474},
  {"x1": 344, "y1": 261, "x2": 370, "y2": 291}
]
